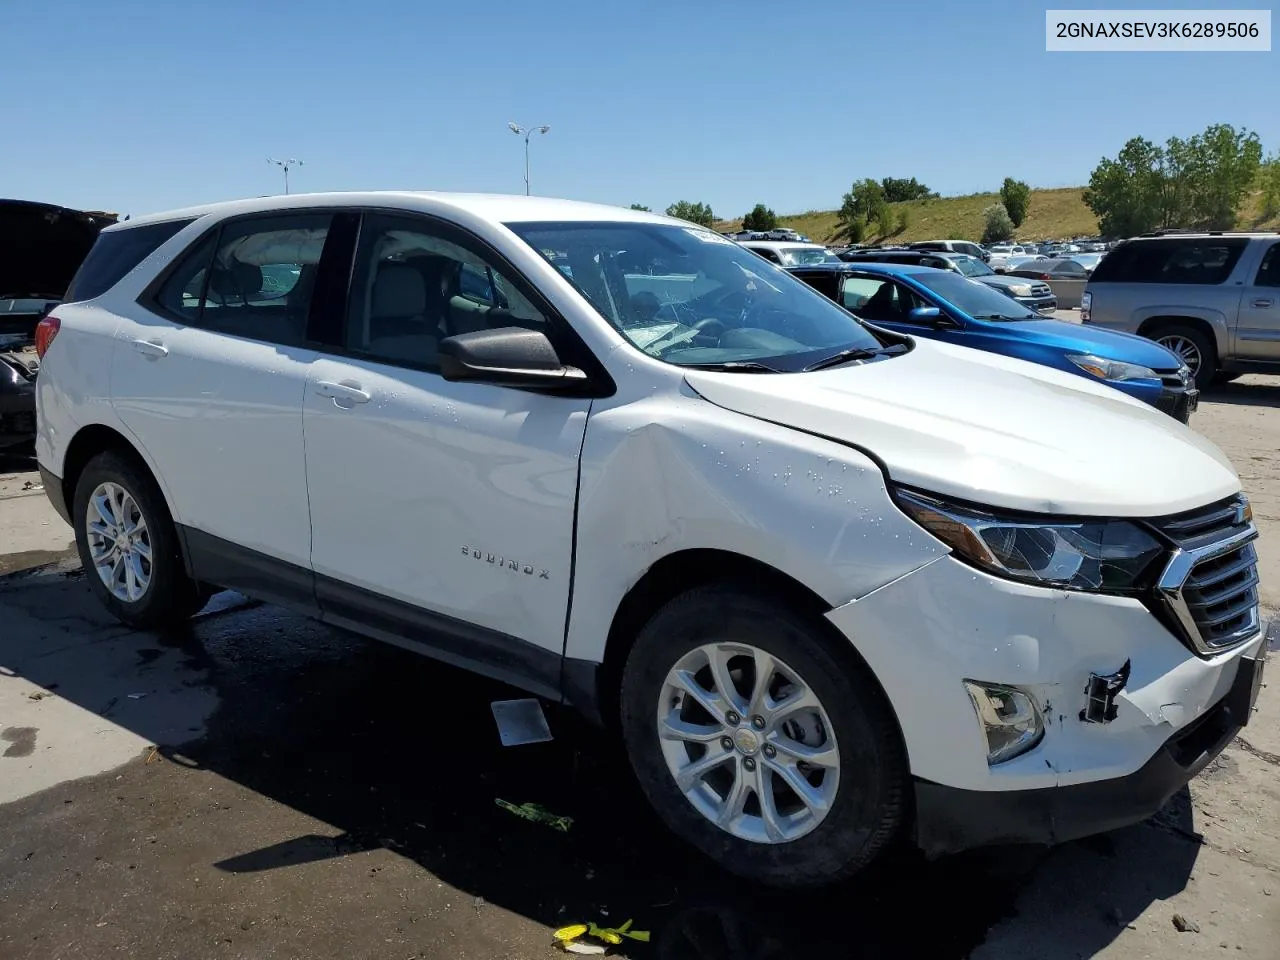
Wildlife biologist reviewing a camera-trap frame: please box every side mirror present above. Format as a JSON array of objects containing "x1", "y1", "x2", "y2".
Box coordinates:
[
  {"x1": 438, "y1": 326, "x2": 589, "y2": 391},
  {"x1": 907, "y1": 306, "x2": 944, "y2": 326}
]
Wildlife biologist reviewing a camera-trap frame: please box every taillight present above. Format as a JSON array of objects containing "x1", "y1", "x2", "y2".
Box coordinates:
[
  {"x1": 1039, "y1": 273, "x2": 1052, "y2": 281},
  {"x1": 35, "y1": 315, "x2": 61, "y2": 360}
]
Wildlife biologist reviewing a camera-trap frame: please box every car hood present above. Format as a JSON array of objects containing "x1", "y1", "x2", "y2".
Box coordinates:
[
  {"x1": 682, "y1": 338, "x2": 1238, "y2": 517},
  {"x1": 975, "y1": 274, "x2": 1035, "y2": 291},
  {"x1": 992, "y1": 319, "x2": 1182, "y2": 370},
  {"x1": 0, "y1": 199, "x2": 110, "y2": 300}
]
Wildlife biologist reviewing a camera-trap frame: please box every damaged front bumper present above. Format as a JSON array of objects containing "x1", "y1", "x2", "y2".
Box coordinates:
[
  {"x1": 825, "y1": 555, "x2": 1269, "y2": 857},
  {"x1": 914, "y1": 646, "x2": 1264, "y2": 855}
]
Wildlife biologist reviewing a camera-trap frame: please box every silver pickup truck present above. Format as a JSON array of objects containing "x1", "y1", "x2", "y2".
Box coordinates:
[{"x1": 1081, "y1": 232, "x2": 1280, "y2": 389}]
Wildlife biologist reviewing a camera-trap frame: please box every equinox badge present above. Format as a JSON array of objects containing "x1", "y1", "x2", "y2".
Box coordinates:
[{"x1": 462, "y1": 545, "x2": 550, "y2": 579}]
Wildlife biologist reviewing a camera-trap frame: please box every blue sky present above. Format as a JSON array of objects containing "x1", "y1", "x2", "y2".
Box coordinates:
[{"x1": 3, "y1": 0, "x2": 1276, "y2": 219}]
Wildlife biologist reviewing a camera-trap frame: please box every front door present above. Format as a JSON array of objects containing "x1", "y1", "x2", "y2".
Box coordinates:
[
  {"x1": 302, "y1": 213, "x2": 591, "y2": 685},
  {"x1": 110, "y1": 213, "x2": 334, "y2": 587},
  {"x1": 1236, "y1": 241, "x2": 1280, "y2": 361}
]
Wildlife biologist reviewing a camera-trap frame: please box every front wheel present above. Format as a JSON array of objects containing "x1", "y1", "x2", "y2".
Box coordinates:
[
  {"x1": 620, "y1": 586, "x2": 906, "y2": 888},
  {"x1": 73, "y1": 450, "x2": 210, "y2": 628}
]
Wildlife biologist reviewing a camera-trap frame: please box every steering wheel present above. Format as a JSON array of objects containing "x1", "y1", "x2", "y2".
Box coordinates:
[{"x1": 691, "y1": 317, "x2": 726, "y2": 344}]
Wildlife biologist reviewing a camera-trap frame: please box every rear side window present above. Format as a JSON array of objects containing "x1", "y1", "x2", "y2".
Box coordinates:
[
  {"x1": 1254, "y1": 243, "x2": 1280, "y2": 288},
  {"x1": 65, "y1": 219, "x2": 194, "y2": 302},
  {"x1": 151, "y1": 214, "x2": 330, "y2": 346},
  {"x1": 1091, "y1": 238, "x2": 1249, "y2": 285}
]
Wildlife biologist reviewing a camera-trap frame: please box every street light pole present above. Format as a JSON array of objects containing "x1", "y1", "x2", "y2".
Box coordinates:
[
  {"x1": 507, "y1": 123, "x2": 551, "y2": 195},
  {"x1": 267, "y1": 157, "x2": 304, "y2": 195}
]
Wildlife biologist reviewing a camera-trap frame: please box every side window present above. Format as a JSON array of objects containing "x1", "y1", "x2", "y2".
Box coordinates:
[
  {"x1": 160, "y1": 214, "x2": 330, "y2": 345},
  {"x1": 840, "y1": 276, "x2": 885, "y2": 311},
  {"x1": 1093, "y1": 238, "x2": 1249, "y2": 284},
  {"x1": 1254, "y1": 243, "x2": 1280, "y2": 288},
  {"x1": 66, "y1": 218, "x2": 195, "y2": 302},
  {"x1": 345, "y1": 214, "x2": 547, "y2": 371},
  {"x1": 155, "y1": 233, "x2": 218, "y2": 319},
  {"x1": 752, "y1": 248, "x2": 782, "y2": 264}
]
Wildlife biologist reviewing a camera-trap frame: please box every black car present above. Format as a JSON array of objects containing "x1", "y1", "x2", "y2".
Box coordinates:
[{"x1": 0, "y1": 199, "x2": 113, "y2": 449}]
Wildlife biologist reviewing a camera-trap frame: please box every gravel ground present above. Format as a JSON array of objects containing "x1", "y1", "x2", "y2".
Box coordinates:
[{"x1": 0, "y1": 375, "x2": 1277, "y2": 959}]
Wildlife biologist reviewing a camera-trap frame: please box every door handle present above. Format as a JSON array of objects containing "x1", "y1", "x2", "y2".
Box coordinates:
[
  {"x1": 1251, "y1": 298, "x2": 1274, "y2": 308},
  {"x1": 314, "y1": 379, "x2": 371, "y2": 405},
  {"x1": 131, "y1": 338, "x2": 168, "y2": 359}
]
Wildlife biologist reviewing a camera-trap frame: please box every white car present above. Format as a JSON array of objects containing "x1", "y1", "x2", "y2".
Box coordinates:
[
  {"x1": 738, "y1": 240, "x2": 840, "y2": 266},
  {"x1": 34, "y1": 192, "x2": 1267, "y2": 888}
]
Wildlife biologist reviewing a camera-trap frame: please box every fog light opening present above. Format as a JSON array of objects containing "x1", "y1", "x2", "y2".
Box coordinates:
[{"x1": 964, "y1": 680, "x2": 1045, "y2": 765}]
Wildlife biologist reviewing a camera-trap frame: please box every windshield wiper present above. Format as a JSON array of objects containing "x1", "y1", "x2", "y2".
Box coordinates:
[
  {"x1": 803, "y1": 344, "x2": 905, "y2": 371},
  {"x1": 969, "y1": 313, "x2": 1038, "y2": 322},
  {"x1": 683, "y1": 360, "x2": 782, "y2": 373}
]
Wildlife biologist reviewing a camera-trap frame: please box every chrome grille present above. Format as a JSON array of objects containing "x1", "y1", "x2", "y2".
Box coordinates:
[
  {"x1": 1153, "y1": 495, "x2": 1260, "y2": 654},
  {"x1": 1030, "y1": 283, "x2": 1052, "y2": 297}
]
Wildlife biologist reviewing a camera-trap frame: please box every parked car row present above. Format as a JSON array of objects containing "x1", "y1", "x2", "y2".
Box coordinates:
[{"x1": 33, "y1": 192, "x2": 1267, "y2": 890}]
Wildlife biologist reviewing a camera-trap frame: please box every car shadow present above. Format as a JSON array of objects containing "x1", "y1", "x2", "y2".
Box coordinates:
[
  {"x1": 0, "y1": 577, "x2": 1203, "y2": 958},
  {"x1": 1202, "y1": 379, "x2": 1280, "y2": 409}
]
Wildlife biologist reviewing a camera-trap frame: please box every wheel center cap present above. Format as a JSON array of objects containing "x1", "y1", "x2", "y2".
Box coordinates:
[{"x1": 733, "y1": 728, "x2": 761, "y2": 755}]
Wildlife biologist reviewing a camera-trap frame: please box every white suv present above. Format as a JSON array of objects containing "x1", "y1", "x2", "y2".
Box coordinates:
[{"x1": 35, "y1": 192, "x2": 1267, "y2": 888}]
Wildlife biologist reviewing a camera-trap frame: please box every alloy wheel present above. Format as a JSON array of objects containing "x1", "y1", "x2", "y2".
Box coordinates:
[
  {"x1": 85, "y1": 481, "x2": 152, "y2": 602},
  {"x1": 656, "y1": 642, "x2": 840, "y2": 844},
  {"x1": 1156, "y1": 334, "x2": 1201, "y2": 376}
]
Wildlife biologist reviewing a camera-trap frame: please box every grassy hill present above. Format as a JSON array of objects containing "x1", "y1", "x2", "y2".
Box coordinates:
[{"x1": 717, "y1": 185, "x2": 1280, "y2": 245}]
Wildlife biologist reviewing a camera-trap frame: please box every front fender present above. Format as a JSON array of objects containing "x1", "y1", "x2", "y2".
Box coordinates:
[{"x1": 563, "y1": 386, "x2": 948, "y2": 662}]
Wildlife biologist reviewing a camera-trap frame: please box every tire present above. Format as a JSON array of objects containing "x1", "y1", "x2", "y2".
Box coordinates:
[
  {"x1": 1150, "y1": 323, "x2": 1217, "y2": 390},
  {"x1": 620, "y1": 585, "x2": 906, "y2": 888},
  {"x1": 73, "y1": 450, "x2": 209, "y2": 628}
]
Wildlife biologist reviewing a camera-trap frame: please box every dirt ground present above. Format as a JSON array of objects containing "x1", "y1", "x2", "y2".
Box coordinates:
[{"x1": 0, "y1": 374, "x2": 1277, "y2": 959}]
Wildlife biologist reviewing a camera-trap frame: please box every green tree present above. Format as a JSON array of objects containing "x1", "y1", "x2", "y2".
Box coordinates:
[
  {"x1": 1083, "y1": 136, "x2": 1166, "y2": 237},
  {"x1": 629, "y1": 203, "x2": 651, "y2": 211},
  {"x1": 1259, "y1": 153, "x2": 1280, "y2": 220},
  {"x1": 837, "y1": 179, "x2": 886, "y2": 240},
  {"x1": 1084, "y1": 124, "x2": 1262, "y2": 236},
  {"x1": 844, "y1": 217, "x2": 867, "y2": 244},
  {"x1": 1181, "y1": 123, "x2": 1262, "y2": 228},
  {"x1": 880, "y1": 177, "x2": 937, "y2": 203},
  {"x1": 741, "y1": 203, "x2": 779, "y2": 232},
  {"x1": 999, "y1": 178, "x2": 1031, "y2": 227},
  {"x1": 664, "y1": 200, "x2": 716, "y2": 227},
  {"x1": 982, "y1": 203, "x2": 1015, "y2": 243},
  {"x1": 896, "y1": 208, "x2": 910, "y2": 233},
  {"x1": 875, "y1": 205, "x2": 896, "y2": 238}
]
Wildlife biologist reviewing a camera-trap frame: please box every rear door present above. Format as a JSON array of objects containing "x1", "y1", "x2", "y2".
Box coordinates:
[
  {"x1": 1237, "y1": 241, "x2": 1280, "y2": 360},
  {"x1": 110, "y1": 212, "x2": 349, "y2": 601}
]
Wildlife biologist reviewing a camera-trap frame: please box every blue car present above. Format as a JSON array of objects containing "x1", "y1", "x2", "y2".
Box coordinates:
[{"x1": 788, "y1": 261, "x2": 1198, "y2": 422}]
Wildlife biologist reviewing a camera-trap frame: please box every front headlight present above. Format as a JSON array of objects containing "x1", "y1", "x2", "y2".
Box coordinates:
[
  {"x1": 1066, "y1": 353, "x2": 1158, "y2": 382},
  {"x1": 1006, "y1": 283, "x2": 1034, "y2": 297},
  {"x1": 896, "y1": 490, "x2": 1164, "y2": 593}
]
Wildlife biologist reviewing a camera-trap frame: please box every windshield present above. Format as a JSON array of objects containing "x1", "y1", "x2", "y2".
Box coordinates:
[
  {"x1": 951, "y1": 256, "x2": 993, "y2": 277},
  {"x1": 909, "y1": 271, "x2": 1037, "y2": 321},
  {"x1": 507, "y1": 221, "x2": 887, "y2": 370}
]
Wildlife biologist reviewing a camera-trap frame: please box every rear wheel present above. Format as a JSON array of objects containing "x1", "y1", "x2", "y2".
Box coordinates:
[
  {"x1": 1150, "y1": 323, "x2": 1216, "y2": 390},
  {"x1": 73, "y1": 451, "x2": 210, "y2": 628},
  {"x1": 619, "y1": 585, "x2": 906, "y2": 888}
]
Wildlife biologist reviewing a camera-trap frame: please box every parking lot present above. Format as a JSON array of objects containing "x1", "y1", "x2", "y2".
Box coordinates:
[{"x1": 0, "y1": 361, "x2": 1275, "y2": 959}]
